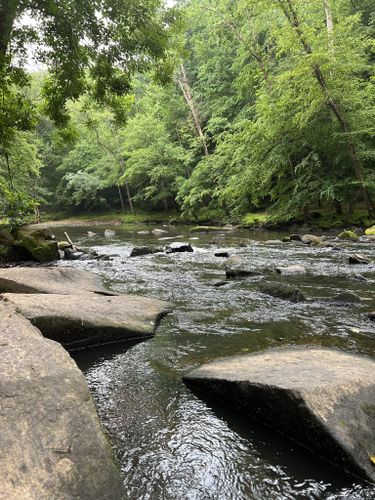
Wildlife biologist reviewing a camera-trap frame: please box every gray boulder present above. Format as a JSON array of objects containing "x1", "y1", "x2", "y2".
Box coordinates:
[
  {"x1": 302, "y1": 234, "x2": 324, "y2": 246},
  {"x1": 3, "y1": 292, "x2": 172, "y2": 348},
  {"x1": 0, "y1": 267, "x2": 107, "y2": 295},
  {"x1": 290, "y1": 234, "x2": 302, "y2": 241},
  {"x1": 332, "y1": 291, "x2": 362, "y2": 304},
  {"x1": 258, "y1": 281, "x2": 305, "y2": 302},
  {"x1": 276, "y1": 265, "x2": 306, "y2": 275},
  {"x1": 165, "y1": 242, "x2": 193, "y2": 253},
  {"x1": 0, "y1": 302, "x2": 124, "y2": 499},
  {"x1": 183, "y1": 347, "x2": 375, "y2": 483},
  {"x1": 130, "y1": 246, "x2": 162, "y2": 257},
  {"x1": 225, "y1": 255, "x2": 261, "y2": 278}
]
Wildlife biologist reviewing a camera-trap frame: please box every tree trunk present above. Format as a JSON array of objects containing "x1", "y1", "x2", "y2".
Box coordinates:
[
  {"x1": 117, "y1": 185, "x2": 125, "y2": 214},
  {"x1": 0, "y1": 0, "x2": 18, "y2": 64},
  {"x1": 323, "y1": 0, "x2": 334, "y2": 35},
  {"x1": 178, "y1": 64, "x2": 209, "y2": 157},
  {"x1": 277, "y1": 0, "x2": 374, "y2": 216},
  {"x1": 124, "y1": 181, "x2": 134, "y2": 215}
]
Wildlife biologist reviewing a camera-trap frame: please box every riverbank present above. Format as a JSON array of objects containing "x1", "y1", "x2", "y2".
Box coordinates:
[{"x1": 26, "y1": 206, "x2": 375, "y2": 232}]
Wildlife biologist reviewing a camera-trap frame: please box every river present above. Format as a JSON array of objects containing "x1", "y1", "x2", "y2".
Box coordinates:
[{"x1": 53, "y1": 223, "x2": 374, "y2": 499}]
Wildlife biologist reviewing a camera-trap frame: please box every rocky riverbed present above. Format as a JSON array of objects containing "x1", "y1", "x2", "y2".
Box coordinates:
[{"x1": 29, "y1": 222, "x2": 372, "y2": 500}]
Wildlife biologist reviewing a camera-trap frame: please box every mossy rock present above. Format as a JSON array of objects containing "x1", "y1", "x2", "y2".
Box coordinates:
[
  {"x1": 15, "y1": 235, "x2": 59, "y2": 263},
  {"x1": 338, "y1": 230, "x2": 359, "y2": 241},
  {"x1": 365, "y1": 226, "x2": 375, "y2": 236}
]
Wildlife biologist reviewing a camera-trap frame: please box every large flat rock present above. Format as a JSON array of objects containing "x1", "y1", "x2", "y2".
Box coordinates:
[
  {"x1": 0, "y1": 302, "x2": 124, "y2": 499},
  {"x1": 183, "y1": 347, "x2": 375, "y2": 483},
  {"x1": 0, "y1": 267, "x2": 107, "y2": 295},
  {"x1": 4, "y1": 292, "x2": 172, "y2": 348}
]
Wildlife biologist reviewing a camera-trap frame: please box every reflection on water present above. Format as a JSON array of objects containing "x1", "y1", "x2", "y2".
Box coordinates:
[{"x1": 64, "y1": 224, "x2": 375, "y2": 499}]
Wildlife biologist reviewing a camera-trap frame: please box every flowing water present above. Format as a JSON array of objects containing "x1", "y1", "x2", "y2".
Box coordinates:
[{"x1": 54, "y1": 224, "x2": 374, "y2": 499}]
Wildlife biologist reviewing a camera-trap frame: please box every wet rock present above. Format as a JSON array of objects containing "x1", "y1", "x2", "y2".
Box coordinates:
[
  {"x1": 0, "y1": 302, "x2": 124, "y2": 499},
  {"x1": 152, "y1": 228, "x2": 168, "y2": 235},
  {"x1": 302, "y1": 234, "x2": 323, "y2": 246},
  {"x1": 130, "y1": 246, "x2": 162, "y2": 257},
  {"x1": 367, "y1": 312, "x2": 375, "y2": 321},
  {"x1": 0, "y1": 267, "x2": 106, "y2": 295},
  {"x1": 64, "y1": 248, "x2": 84, "y2": 260},
  {"x1": 332, "y1": 291, "x2": 362, "y2": 304},
  {"x1": 282, "y1": 237, "x2": 291, "y2": 243},
  {"x1": 58, "y1": 249, "x2": 65, "y2": 260},
  {"x1": 166, "y1": 242, "x2": 193, "y2": 253},
  {"x1": 104, "y1": 229, "x2": 115, "y2": 238},
  {"x1": 348, "y1": 254, "x2": 370, "y2": 265},
  {"x1": 183, "y1": 347, "x2": 375, "y2": 483},
  {"x1": 214, "y1": 251, "x2": 230, "y2": 258},
  {"x1": 353, "y1": 274, "x2": 368, "y2": 282},
  {"x1": 258, "y1": 281, "x2": 305, "y2": 302},
  {"x1": 339, "y1": 230, "x2": 359, "y2": 241},
  {"x1": 264, "y1": 239, "x2": 283, "y2": 244},
  {"x1": 137, "y1": 230, "x2": 150, "y2": 235},
  {"x1": 276, "y1": 265, "x2": 306, "y2": 275},
  {"x1": 87, "y1": 231, "x2": 96, "y2": 237},
  {"x1": 4, "y1": 293, "x2": 172, "y2": 349},
  {"x1": 225, "y1": 255, "x2": 260, "y2": 278},
  {"x1": 290, "y1": 234, "x2": 302, "y2": 241}
]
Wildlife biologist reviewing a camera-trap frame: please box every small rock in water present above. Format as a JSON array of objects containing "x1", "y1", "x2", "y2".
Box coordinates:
[
  {"x1": 282, "y1": 236, "x2": 291, "y2": 243},
  {"x1": 152, "y1": 228, "x2": 168, "y2": 235},
  {"x1": 214, "y1": 251, "x2": 230, "y2": 258},
  {"x1": 87, "y1": 231, "x2": 97, "y2": 237},
  {"x1": 276, "y1": 265, "x2": 306, "y2": 275},
  {"x1": 302, "y1": 234, "x2": 323, "y2": 246},
  {"x1": 104, "y1": 230, "x2": 116, "y2": 238},
  {"x1": 165, "y1": 242, "x2": 193, "y2": 253},
  {"x1": 225, "y1": 255, "x2": 260, "y2": 278},
  {"x1": 348, "y1": 253, "x2": 370, "y2": 265},
  {"x1": 130, "y1": 246, "x2": 162, "y2": 257},
  {"x1": 367, "y1": 312, "x2": 375, "y2": 321},
  {"x1": 213, "y1": 281, "x2": 229, "y2": 287},
  {"x1": 189, "y1": 237, "x2": 199, "y2": 240},
  {"x1": 290, "y1": 234, "x2": 302, "y2": 241},
  {"x1": 58, "y1": 249, "x2": 65, "y2": 260},
  {"x1": 258, "y1": 281, "x2": 305, "y2": 302},
  {"x1": 137, "y1": 230, "x2": 150, "y2": 235},
  {"x1": 264, "y1": 239, "x2": 282, "y2": 244},
  {"x1": 64, "y1": 248, "x2": 84, "y2": 260}
]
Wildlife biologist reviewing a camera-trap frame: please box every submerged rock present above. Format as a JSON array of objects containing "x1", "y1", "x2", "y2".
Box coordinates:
[
  {"x1": 258, "y1": 281, "x2": 305, "y2": 302},
  {"x1": 165, "y1": 242, "x2": 193, "y2": 253},
  {"x1": 0, "y1": 302, "x2": 124, "y2": 499},
  {"x1": 367, "y1": 312, "x2": 375, "y2": 321},
  {"x1": 349, "y1": 254, "x2": 370, "y2": 265},
  {"x1": 332, "y1": 291, "x2": 362, "y2": 304},
  {"x1": 3, "y1": 293, "x2": 172, "y2": 348},
  {"x1": 130, "y1": 246, "x2": 162, "y2": 257},
  {"x1": 0, "y1": 267, "x2": 106, "y2": 295},
  {"x1": 183, "y1": 347, "x2": 375, "y2": 484},
  {"x1": 276, "y1": 265, "x2": 306, "y2": 275},
  {"x1": 225, "y1": 255, "x2": 260, "y2": 278}
]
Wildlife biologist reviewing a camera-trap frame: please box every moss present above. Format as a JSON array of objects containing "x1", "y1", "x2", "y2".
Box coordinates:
[
  {"x1": 338, "y1": 230, "x2": 359, "y2": 241},
  {"x1": 365, "y1": 225, "x2": 375, "y2": 236},
  {"x1": 15, "y1": 235, "x2": 59, "y2": 263}
]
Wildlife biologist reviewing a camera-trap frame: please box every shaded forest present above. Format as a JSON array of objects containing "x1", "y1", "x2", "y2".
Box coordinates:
[{"x1": 1, "y1": 0, "x2": 375, "y2": 226}]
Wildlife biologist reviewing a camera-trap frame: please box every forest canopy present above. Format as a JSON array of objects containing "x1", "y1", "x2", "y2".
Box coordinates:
[{"x1": 1, "y1": 0, "x2": 374, "y2": 226}]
